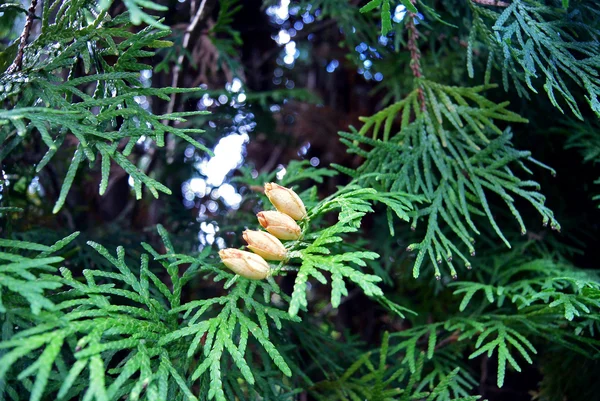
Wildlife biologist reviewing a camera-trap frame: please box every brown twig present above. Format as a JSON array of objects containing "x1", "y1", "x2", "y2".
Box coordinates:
[
  {"x1": 260, "y1": 145, "x2": 283, "y2": 174},
  {"x1": 434, "y1": 330, "x2": 460, "y2": 350},
  {"x1": 165, "y1": 0, "x2": 208, "y2": 117},
  {"x1": 480, "y1": 354, "x2": 489, "y2": 397},
  {"x1": 406, "y1": 1, "x2": 426, "y2": 110},
  {"x1": 162, "y1": 0, "x2": 208, "y2": 163},
  {"x1": 8, "y1": 0, "x2": 38, "y2": 73},
  {"x1": 471, "y1": 0, "x2": 510, "y2": 7}
]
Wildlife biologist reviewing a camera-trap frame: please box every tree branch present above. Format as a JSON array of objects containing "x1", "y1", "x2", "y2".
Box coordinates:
[
  {"x1": 406, "y1": 1, "x2": 426, "y2": 110},
  {"x1": 8, "y1": 0, "x2": 38, "y2": 73},
  {"x1": 163, "y1": 0, "x2": 209, "y2": 163},
  {"x1": 165, "y1": 0, "x2": 208, "y2": 117}
]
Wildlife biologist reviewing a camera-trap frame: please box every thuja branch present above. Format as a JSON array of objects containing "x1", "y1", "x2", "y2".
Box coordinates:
[
  {"x1": 406, "y1": 1, "x2": 425, "y2": 110},
  {"x1": 8, "y1": 0, "x2": 38, "y2": 73},
  {"x1": 164, "y1": 0, "x2": 208, "y2": 160},
  {"x1": 165, "y1": 0, "x2": 209, "y2": 116}
]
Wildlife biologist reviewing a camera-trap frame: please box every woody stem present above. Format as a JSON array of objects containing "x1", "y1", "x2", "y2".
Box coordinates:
[{"x1": 406, "y1": 2, "x2": 426, "y2": 110}]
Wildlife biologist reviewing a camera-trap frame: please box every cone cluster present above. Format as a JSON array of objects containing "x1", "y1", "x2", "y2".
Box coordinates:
[{"x1": 219, "y1": 183, "x2": 306, "y2": 280}]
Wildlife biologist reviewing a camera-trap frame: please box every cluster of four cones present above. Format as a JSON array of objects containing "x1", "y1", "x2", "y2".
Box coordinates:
[{"x1": 218, "y1": 183, "x2": 307, "y2": 280}]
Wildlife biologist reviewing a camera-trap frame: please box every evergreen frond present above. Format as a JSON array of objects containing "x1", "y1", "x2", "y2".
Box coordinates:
[
  {"x1": 450, "y1": 258, "x2": 600, "y2": 322},
  {"x1": 471, "y1": 0, "x2": 600, "y2": 119},
  {"x1": 0, "y1": 226, "x2": 301, "y2": 401},
  {"x1": 287, "y1": 185, "x2": 421, "y2": 316},
  {"x1": 359, "y1": 0, "x2": 417, "y2": 36},
  {"x1": 167, "y1": 272, "x2": 299, "y2": 401},
  {"x1": 2, "y1": 1, "x2": 599, "y2": 400},
  {"x1": 0, "y1": 232, "x2": 79, "y2": 314},
  {"x1": 100, "y1": 0, "x2": 169, "y2": 29},
  {"x1": 564, "y1": 120, "x2": 600, "y2": 206},
  {"x1": 0, "y1": 2, "x2": 210, "y2": 212},
  {"x1": 341, "y1": 113, "x2": 557, "y2": 278},
  {"x1": 389, "y1": 251, "x2": 600, "y2": 391},
  {"x1": 310, "y1": 332, "x2": 480, "y2": 401}
]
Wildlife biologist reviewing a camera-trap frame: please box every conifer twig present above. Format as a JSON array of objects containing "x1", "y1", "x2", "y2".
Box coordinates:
[
  {"x1": 406, "y1": 1, "x2": 425, "y2": 110},
  {"x1": 163, "y1": 0, "x2": 208, "y2": 163},
  {"x1": 8, "y1": 0, "x2": 38, "y2": 73},
  {"x1": 471, "y1": 0, "x2": 509, "y2": 7},
  {"x1": 166, "y1": 0, "x2": 208, "y2": 117}
]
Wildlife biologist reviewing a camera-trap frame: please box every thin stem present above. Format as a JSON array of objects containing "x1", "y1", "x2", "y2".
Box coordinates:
[
  {"x1": 163, "y1": 0, "x2": 208, "y2": 163},
  {"x1": 406, "y1": 1, "x2": 426, "y2": 111},
  {"x1": 8, "y1": 0, "x2": 38, "y2": 73},
  {"x1": 165, "y1": 0, "x2": 208, "y2": 116}
]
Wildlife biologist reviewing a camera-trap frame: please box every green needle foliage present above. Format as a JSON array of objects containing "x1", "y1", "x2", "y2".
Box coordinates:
[
  {"x1": 564, "y1": 120, "x2": 600, "y2": 206},
  {"x1": 288, "y1": 185, "x2": 421, "y2": 316},
  {"x1": 336, "y1": 82, "x2": 558, "y2": 278},
  {"x1": 99, "y1": 0, "x2": 169, "y2": 29},
  {"x1": 470, "y1": 0, "x2": 600, "y2": 119},
  {"x1": 0, "y1": 232, "x2": 80, "y2": 314},
  {"x1": 311, "y1": 332, "x2": 480, "y2": 401},
  {"x1": 2, "y1": 0, "x2": 600, "y2": 400},
  {"x1": 0, "y1": 1, "x2": 210, "y2": 213},
  {"x1": 0, "y1": 226, "x2": 298, "y2": 401},
  {"x1": 386, "y1": 248, "x2": 600, "y2": 390},
  {"x1": 360, "y1": 0, "x2": 418, "y2": 35}
]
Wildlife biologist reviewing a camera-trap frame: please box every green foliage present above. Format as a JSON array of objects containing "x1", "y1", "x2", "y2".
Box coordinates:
[
  {"x1": 0, "y1": 184, "x2": 421, "y2": 401},
  {"x1": 233, "y1": 160, "x2": 337, "y2": 189},
  {"x1": 359, "y1": 0, "x2": 417, "y2": 35},
  {"x1": 311, "y1": 332, "x2": 480, "y2": 401},
  {"x1": 450, "y1": 257, "x2": 600, "y2": 324},
  {"x1": 470, "y1": 0, "x2": 600, "y2": 119},
  {"x1": 564, "y1": 120, "x2": 600, "y2": 206},
  {"x1": 99, "y1": 0, "x2": 169, "y2": 29},
  {"x1": 356, "y1": 82, "x2": 527, "y2": 143},
  {"x1": 337, "y1": 82, "x2": 558, "y2": 278},
  {"x1": 0, "y1": 226, "x2": 300, "y2": 401},
  {"x1": 385, "y1": 248, "x2": 600, "y2": 391},
  {"x1": 161, "y1": 263, "x2": 299, "y2": 401},
  {"x1": 416, "y1": 350, "x2": 478, "y2": 401},
  {"x1": 2, "y1": 0, "x2": 600, "y2": 400},
  {"x1": 209, "y1": 0, "x2": 244, "y2": 79},
  {"x1": 0, "y1": 2, "x2": 210, "y2": 212},
  {"x1": 287, "y1": 185, "x2": 421, "y2": 316},
  {"x1": 0, "y1": 232, "x2": 79, "y2": 314},
  {"x1": 465, "y1": 321, "x2": 536, "y2": 388}
]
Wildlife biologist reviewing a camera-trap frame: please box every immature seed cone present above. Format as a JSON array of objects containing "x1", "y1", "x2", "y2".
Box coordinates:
[
  {"x1": 264, "y1": 182, "x2": 307, "y2": 220},
  {"x1": 257, "y1": 211, "x2": 302, "y2": 240},
  {"x1": 242, "y1": 230, "x2": 288, "y2": 261},
  {"x1": 218, "y1": 248, "x2": 270, "y2": 280}
]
